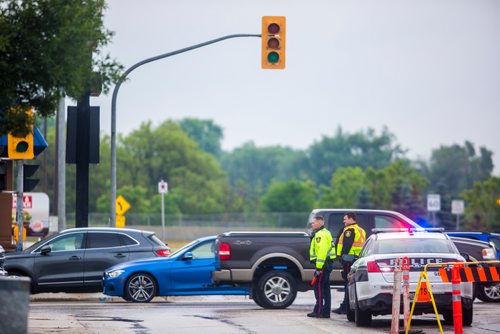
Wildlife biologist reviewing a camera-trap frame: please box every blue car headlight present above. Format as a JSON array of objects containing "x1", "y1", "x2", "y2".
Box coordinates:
[{"x1": 106, "y1": 269, "x2": 125, "y2": 279}]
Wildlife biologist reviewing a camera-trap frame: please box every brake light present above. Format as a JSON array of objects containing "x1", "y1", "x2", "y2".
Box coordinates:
[
  {"x1": 219, "y1": 242, "x2": 231, "y2": 261},
  {"x1": 156, "y1": 249, "x2": 171, "y2": 257},
  {"x1": 367, "y1": 261, "x2": 381, "y2": 272}
]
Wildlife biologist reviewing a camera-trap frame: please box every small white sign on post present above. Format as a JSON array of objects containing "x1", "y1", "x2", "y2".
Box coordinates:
[
  {"x1": 427, "y1": 194, "x2": 441, "y2": 212},
  {"x1": 158, "y1": 180, "x2": 168, "y2": 194},
  {"x1": 451, "y1": 200, "x2": 465, "y2": 215}
]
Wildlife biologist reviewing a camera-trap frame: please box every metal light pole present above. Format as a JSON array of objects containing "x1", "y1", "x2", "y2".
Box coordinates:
[{"x1": 109, "y1": 33, "x2": 260, "y2": 226}]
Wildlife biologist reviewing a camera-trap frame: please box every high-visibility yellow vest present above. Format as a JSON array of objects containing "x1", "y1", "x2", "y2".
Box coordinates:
[
  {"x1": 336, "y1": 223, "x2": 366, "y2": 256},
  {"x1": 309, "y1": 227, "x2": 336, "y2": 269}
]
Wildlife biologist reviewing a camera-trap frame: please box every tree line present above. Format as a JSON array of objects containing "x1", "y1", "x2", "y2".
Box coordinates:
[{"x1": 38, "y1": 117, "x2": 500, "y2": 231}]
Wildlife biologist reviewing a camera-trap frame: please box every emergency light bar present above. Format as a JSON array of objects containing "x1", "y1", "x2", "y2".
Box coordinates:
[{"x1": 372, "y1": 227, "x2": 445, "y2": 234}]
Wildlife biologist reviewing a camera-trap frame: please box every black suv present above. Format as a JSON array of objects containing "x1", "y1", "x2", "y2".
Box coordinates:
[{"x1": 4, "y1": 227, "x2": 170, "y2": 293}]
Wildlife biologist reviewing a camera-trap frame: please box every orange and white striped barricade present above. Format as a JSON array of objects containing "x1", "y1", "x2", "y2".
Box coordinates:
[
  {"x1": 390, "y1": 258, "x2": 403, "y2": 334},
  {"x1": 402, "y1": 256, "x2": 410, "y2": 331}
]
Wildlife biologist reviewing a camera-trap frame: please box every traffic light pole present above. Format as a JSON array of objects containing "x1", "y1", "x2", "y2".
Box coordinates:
[
  {"x1": 15, "y1": 160, "x2": 23, "y2": 251},
  {"x1": 109, "y1": 33, "x2": 260, "y2": 226}
]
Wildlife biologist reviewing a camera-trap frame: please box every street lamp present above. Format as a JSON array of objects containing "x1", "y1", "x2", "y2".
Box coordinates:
[{"x1": 109, "y1": 34, "x2": 260, "y2": 226}]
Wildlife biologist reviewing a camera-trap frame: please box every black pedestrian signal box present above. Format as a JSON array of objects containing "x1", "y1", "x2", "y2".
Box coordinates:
[{"x1": 261, "y1": 16, "x2": 286, "y2": 70}]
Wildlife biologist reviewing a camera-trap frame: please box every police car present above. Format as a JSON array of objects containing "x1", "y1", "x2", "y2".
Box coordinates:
[{"x1": 347, "y1": 228, "x2": 474, "y2": 327}]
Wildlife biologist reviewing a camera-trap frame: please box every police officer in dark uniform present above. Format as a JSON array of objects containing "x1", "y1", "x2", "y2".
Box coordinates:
[
  {"x1": 307, "y1": 215, "x2": 336, "y2": 318},
  {"x1": 332, "y1": 212, "x2": 366, "y2": 314}
]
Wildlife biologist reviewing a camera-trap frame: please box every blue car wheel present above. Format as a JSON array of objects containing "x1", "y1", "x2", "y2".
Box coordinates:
[{"x1": 125, "y1": 273, "x2": 157, "y2": 303}]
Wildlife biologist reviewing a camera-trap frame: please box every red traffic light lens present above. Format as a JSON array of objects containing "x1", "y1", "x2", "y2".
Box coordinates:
[
  {"x1": 267, "y1": 38, "x2": 280, "y2": 49},
  {"x1": 267, "y1": 23, "x2": 280, "y2": 34},
  {"x1": 267, "y1": 52, "x2": 280, "y2": 63}
]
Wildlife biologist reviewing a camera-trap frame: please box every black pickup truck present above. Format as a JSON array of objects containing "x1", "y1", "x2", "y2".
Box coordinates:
[{"x1": 212, "y1": 209, "x2": 422, "y2": 309}]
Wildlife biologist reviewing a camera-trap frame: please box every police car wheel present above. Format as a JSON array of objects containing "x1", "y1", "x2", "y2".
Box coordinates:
[
  {"x1": 442, "y1": 303, "x2": 473, "y2": 327},
  {"x1": 477, "y1": 282, "x2": 500, "y2": 302},
  {"x1": 256, "y1": 270, "x2": 297, "y2": 309},
  {"x1": 354, "y1": 293, "x2": 371, "y2": 327}
]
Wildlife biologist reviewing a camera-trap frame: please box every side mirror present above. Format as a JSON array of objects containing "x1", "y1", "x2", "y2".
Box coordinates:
[
  {"x1": 182, "y1": 252, "x2": 193, "y2": 261},
  {"x1": 40, "y1": 245, "x2": 51, "y2": 255},
  {"x1": 460, "y1": 253, "x2": 472, "y2": 262}
]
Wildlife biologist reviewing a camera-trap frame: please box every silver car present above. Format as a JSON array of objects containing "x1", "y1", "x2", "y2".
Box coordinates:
[{"x1": 347, "y1": 229, "x2": 474, "y2": 327}]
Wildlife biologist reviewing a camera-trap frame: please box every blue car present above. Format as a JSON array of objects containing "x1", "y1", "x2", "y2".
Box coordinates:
[{"x1": 102, "y1": 236, "x2": 249, "y2": 302}]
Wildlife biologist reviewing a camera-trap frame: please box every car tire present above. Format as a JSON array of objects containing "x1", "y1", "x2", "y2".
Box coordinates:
[
  {"x1": 477, "y1": 282, "x2": 500, "y2": 302},
  {"x1": 442, "y1": 302, "x2": 473, "y2": 327},
  {"x1": 124, "y1": 273, "x2": 157, "y2": 303},
  {"x1": 354, "y1": 293, "x2": 371, "y2": 327},
  {"x1": 251, "y1": 286, "x2": 265, "y2": 308},
  {"x1": 256, "y1": 270, "x2": 297, "y2": 309},
  {"x1": 8, "y1": 271, "x2": 35, "y2": 293},
  {"x1": 346, "y1": 285, "x2": 355, "y2": 322}
]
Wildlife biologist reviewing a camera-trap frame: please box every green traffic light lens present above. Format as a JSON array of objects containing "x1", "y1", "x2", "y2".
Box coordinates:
[
  {"x1": 16, "y1": 141, "x2": 29, "y2": 153},
  {"x1": 267, "y1": 52, "x2": 280, "y2": 63}
]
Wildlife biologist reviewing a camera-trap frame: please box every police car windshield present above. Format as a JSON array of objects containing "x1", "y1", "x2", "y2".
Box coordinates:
[{"x1": 375, "y1": 238, "x2": 454, "y2": 254}]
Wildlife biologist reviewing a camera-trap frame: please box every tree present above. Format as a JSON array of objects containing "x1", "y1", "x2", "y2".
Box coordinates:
[
  {"x1": 461, "y1": 177, "x2": 500, "y2": 231},
  {"x1": 318, "y1": 167, "x2": 367, "y2": 208},
  {"x1": 0, "y1": 0, "x2": 122, "y2": 135},
  {"x1": 304, "y1": 127, "x2": 405, "y2": 185},
  {"x1": 425, "y1": 141, "x2": 493, "y2": 196},
  {"x1": 221, "y1": 142, "x2": 304, "y2": 211},
  {"x1": 178, "y1": 118, "x2": 224, "y2": 158},
  {"x1": 260, "y1": 179, "x2": 317, "y2": 212},
  {"x1": 113, "y1": 120, "x2": 232, "y2": 214}
]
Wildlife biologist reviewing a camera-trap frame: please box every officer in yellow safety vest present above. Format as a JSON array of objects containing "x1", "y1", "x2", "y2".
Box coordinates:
[
  {"x1": 307, "y1": 215, "x2": 336, "y2": 318},
  {"x1": 332, "y1": 212, "x2": 366, "y2": 314}
]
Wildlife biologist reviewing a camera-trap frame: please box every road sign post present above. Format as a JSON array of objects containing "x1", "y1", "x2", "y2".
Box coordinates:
[
  {"x1": 158, "y1": 180, "x2": 168, "y2": 242},
  {"x1": 451, "y1": 200, "x2": 465, "y2": 231}
]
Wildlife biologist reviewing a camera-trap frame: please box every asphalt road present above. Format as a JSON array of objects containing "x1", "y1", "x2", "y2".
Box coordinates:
[{"x1": 28, "y1": 290, "x2": 500, "y2": 334}]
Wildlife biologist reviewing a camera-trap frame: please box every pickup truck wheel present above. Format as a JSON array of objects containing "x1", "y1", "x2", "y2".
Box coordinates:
[
  {"x1": 477, "y1": 282, "x2": 500, "y2": 302},
  {"x1": 256, "y1": 270, "x2": 297, "y2": 309},
  {"x1": 251, "y1": 287, "x2": 265, "y2": 308}
]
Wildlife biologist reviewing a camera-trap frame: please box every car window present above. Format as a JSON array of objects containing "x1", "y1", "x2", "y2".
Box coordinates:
[
  {"x1": 119, "y1": 234, "x2": 139, "y2": 246},
  {"x1": 359, "y1": 238, "x2": 375, "y2": 257},
  {"x1": 375, "y1": 238, "x2": 454, "y2": 254},
  {"x1": 86, "y1": 232, "x2": 122, "y2": 249},
  {"x1": 374, "y1": 215, "x2": 408, "y2": 229},
  {"x1": 45, "y1": 233, "x2": 85, "y2": 252},
  {"x1": 190, "y1": 241, "x2": 215, "y2": 259},
  {"x1": 490, "y1": 237, "x2": 500, "y2": 251}
]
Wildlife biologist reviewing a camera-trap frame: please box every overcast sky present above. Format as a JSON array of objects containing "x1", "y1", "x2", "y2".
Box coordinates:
[{"x1": 89, "y1": 0, "x2": 500, "y2": 174}]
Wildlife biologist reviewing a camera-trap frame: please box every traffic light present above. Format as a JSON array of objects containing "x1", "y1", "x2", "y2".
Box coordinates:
[
  {"x1": 7, "y1": 107, "x2": 34, "y2": 160},
  {"x1": 23, "y1": 163, "x2": 40, "y2": 192},
  {"x1": 0, "y1": 161, "x2": 6, "y2": 191},
  {"x1": 261, "y1": 16, "x2": 286, "y2": 69}
]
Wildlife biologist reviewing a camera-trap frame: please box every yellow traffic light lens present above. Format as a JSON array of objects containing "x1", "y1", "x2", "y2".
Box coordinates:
[
  {"x1": 267, "y1": 38, "x2": 280, "y2": 49},
  {"x1": 267, "y1": 52, "x2": 280, "y2": 63},
  {"x1": 16, "y1": 141, "x2": 29, "y2": 153},
  {"x1": 268, "y1": 23, "x2": 280, "y2": 34}
]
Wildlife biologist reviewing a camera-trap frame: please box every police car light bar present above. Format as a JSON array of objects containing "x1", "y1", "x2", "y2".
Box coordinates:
[{"x1": 372, "y1": 227, "x2": 445, "y2": 234}]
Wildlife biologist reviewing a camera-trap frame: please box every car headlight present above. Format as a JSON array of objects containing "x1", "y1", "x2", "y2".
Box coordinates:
[{"x1": 106, "y1": 270, "x2": 125, "y2": 279}]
